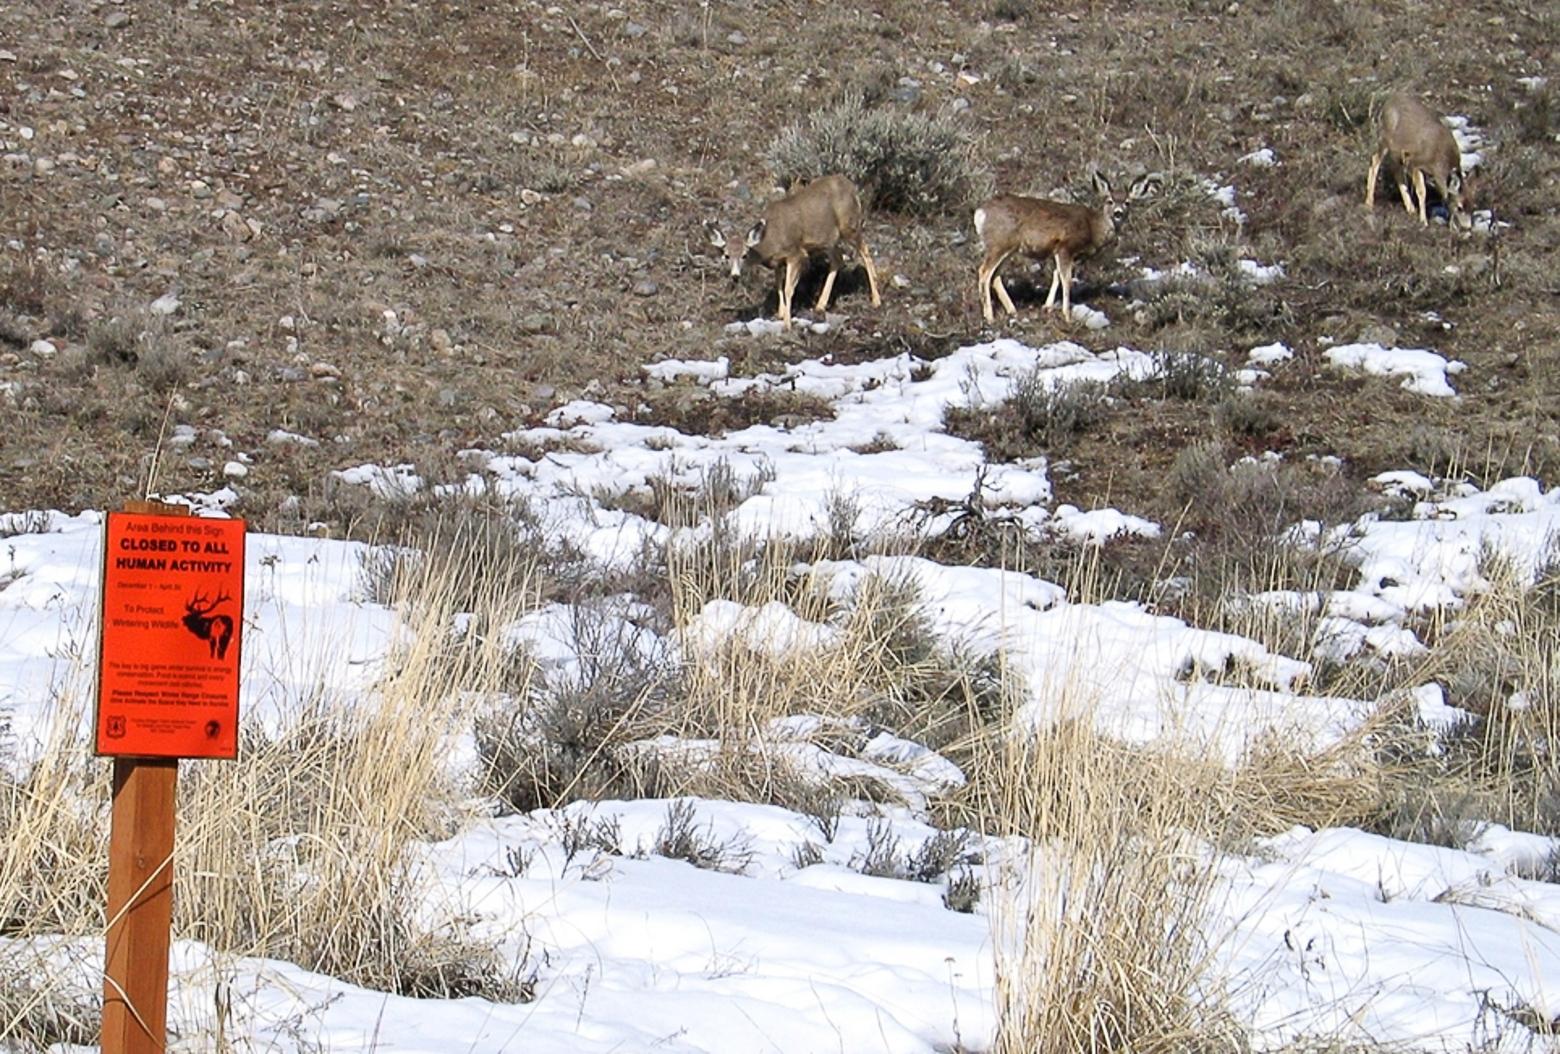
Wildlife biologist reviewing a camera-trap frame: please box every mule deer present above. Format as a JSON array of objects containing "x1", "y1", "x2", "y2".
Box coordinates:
[
  {"x1": 705, "y1": 174, "x2": 882, "y2": 329},
  {"x1": 975, "y1": 172, "x2": 1161, "y2": 324},
  {"x1": 1364, "y1": 92, "x2": 1473, "y2": 231}
]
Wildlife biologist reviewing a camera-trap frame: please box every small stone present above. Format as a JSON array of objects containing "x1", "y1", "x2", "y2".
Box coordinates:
[
  {"x1": 105, "y1": 10, "x2": 130, "y2": 28},
  {"x1": 330, "y1": 92, "x2": 359, "y2": 112},
  {"x1": 726, "y1": 30, "x2": 747, "y2": 44},
  {"x1": 219, "y1": 210, "x2": 252, "y2": 241},
  {"x1": 632, "y1": 279, "x2": 658, "y2": 297},
  {"x1": 409, "y1": 253, "x2": 429, "y2": 269},
  {"x1": 29, "y1": 339, "x2": 58, "y2": 357},
  {"x1": 145, "y1": 196, "x2": 167, "y2": 212},
  {"x1": 189, "y1": 179, "x2": 212, "y2": 199},
  {"x1": 150, "y1": 293, "x2": 181, "y2": 316},
  {"x1": 187, "y1": 456, "x2": 213, "y2": 472},
  {"x1": 1357, "y1": 323, "x2": 1397, "y2": 347},
  {"x1": 222, "y1": 460, "x2": 249, "y2": 479},
  {"x1": 519, "y1": 188, "x2": 543, "y2": 206},
  {"x1": 430, "y1": 328, "x2": 453, "y2": 354}
]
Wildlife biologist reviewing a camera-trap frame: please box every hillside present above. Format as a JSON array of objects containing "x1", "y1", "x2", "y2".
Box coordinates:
[{"x1": 1, "y1": 0, "x2": 1554, "y2": 532}]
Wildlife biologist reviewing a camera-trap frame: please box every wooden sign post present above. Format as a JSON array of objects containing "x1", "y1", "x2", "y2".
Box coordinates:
[{"x1": 96, "y1": 500, "x2": 245, "y2": 1054}]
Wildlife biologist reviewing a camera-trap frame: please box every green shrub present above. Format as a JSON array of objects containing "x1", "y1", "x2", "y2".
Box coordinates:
[{"x1": 767, "y1": 95, "x2": 990, "y2": 216}]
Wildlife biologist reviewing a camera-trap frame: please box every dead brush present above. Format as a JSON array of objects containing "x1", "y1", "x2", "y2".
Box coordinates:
[
  {"x1": 972, "y1": 708, "x2": 1247, "y2": 1054},
  {"x1": 1374, "y1": 553, "x2": 1560, "y2": 838},
  {"x1": 172, "y1": 533, "x2": 543, "y2": 1001}
]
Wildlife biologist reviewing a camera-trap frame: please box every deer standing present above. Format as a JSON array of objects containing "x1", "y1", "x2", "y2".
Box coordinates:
[
  {"x1": 1364, "y1": 92, "x2": 1474, "y2": 231},
  {"x1": 975, "y1": 172, "x2": 1162, "y2": 324},
  {"x1": 706, "y1": 174, "x2": 883, "y2": 329},
  {"x1": 183, "y1": 591, "x2": 235, "y2": 660}
]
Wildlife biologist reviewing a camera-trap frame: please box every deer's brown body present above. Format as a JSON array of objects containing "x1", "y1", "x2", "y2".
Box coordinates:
[
  {"x1": 1365, "y1": 93, "x2": 1473, "y2": 230},
  {"x1": 707, "y1": 174, "x2": 882, "y2": 329},
  {"x1": 974, "y1": 172, "x2": 1160, "y2": 323}
]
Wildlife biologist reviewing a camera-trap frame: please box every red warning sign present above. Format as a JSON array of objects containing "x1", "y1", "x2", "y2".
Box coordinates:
[{"x1": 95, "y1": 511, "x2": 246, "y2": 759}]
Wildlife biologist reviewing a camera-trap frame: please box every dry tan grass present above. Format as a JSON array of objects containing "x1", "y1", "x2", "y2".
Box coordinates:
[{"x1": 0, "y1": 518, "x2": 545, "y2": 1047}]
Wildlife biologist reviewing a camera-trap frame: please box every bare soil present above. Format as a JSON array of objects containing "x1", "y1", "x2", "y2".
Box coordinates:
[{"x1": 1, "y1": 0, "x2": 1555, "y2": 537}]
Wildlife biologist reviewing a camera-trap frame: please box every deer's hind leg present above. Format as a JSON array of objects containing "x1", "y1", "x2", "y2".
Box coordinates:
[{"x1": 978, "y1": 248, "x2": 1014, "y2": 322}]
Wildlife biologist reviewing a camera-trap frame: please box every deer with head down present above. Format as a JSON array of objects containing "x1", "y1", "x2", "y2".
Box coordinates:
[
  {"x1": 974, "y1": 171, "x2": 1162, "y2": 324},
  {"x1": 1364, "y1": 92, "x2": 1474, "y2": 231},
  {"x1": 706, "y1": 174, "x2": 883, "y2": 329}
]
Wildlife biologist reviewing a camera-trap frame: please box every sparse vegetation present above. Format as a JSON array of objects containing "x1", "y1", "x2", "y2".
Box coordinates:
[{"x1": 768, "y1": 94, "x2": 991, "y2": 216}]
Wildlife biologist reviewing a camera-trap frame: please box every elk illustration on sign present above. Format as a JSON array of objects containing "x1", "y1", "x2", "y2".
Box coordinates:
[{"x1": 182, "y1": 591, "x2": 235, "y2": 659}]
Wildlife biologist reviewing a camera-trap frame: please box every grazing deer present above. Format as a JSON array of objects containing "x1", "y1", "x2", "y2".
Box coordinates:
[
  {"x1": 705, "y1": 174, "x2": 883, "y2": 329},
  {"x1": 975, "y1": 172, "x2": 1162, "y2": 324},
  {"x1": 1364, "y1": 92, "x2": 1473, "y2": 231},
  {"x1": 183, "y1": 590, "x2": 235, "y2": 660}
]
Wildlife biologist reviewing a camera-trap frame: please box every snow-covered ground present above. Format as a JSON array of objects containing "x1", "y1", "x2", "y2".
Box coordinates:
[{"x1": 4, "y1": 326, "x2": 1560, "y2": 1052}]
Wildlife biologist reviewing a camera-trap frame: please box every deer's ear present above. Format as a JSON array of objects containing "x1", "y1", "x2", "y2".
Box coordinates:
[
  {"x1": 1130, "y1": 172, "x2": 1165, "y2": 199},
  {"x1": 1091, "y1": 171, "x2": 1112, "y2": 198},
  {"x1": 705, "y1": 222, "x2": 726, "y2": 249},
  {"x1": 745, "y1": 220, "x2": 766, "y2": 248}
]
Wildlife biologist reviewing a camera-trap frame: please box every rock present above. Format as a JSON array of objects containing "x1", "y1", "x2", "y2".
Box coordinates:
[
  {"x1": 29, "y1": 339, "x2": 58, "y2": 357},
  {"x1": 222, "y1": 460, "x2": 249, "y2": 479},
  {"x1": 519, "y1": 188, "x2": 543, "y2": 206},
  {"x1": 1356, "y1": 323, "x2": 1397, "y2": 347},
  {"x1": 149, "y1": 293, "x2": 181, "y2": 316},
  {"x1": 189, "y1": 179, "x2": 212, "y2": 199},
  {"x1": 632, "y1": 279, "x2": 658, "y2": 297},
  {"x1": 219, "y1": 210, "x2": 252, "y2": 241},
  {"x1": 105, "y1": 10, "x2": 130, "y2": 28},
  {"x1": 187, "y1": 457, "x2": 213, "y2": 472},
  {"x1": 145, "y1": 196, "x2": 167, "y2": 212},
  {"x1": 302, "y1": 198, "x2": 342, "y2": 223},
  {"x1": 430, "y1": 328, "x2": 453, "y2": 354}
]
